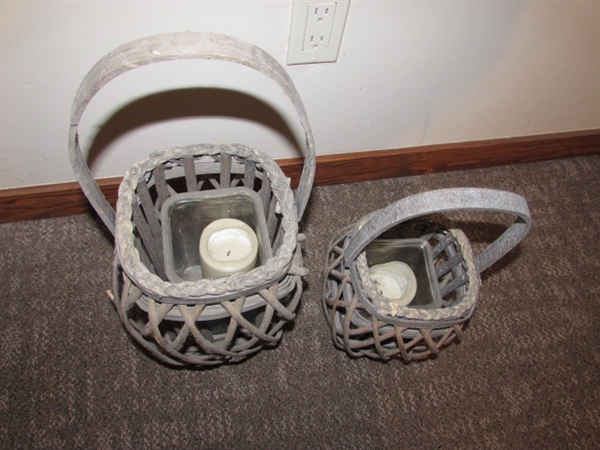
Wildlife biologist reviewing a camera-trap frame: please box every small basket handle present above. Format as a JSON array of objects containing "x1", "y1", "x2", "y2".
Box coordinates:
[
  {"x1": 343, "y1": 188, "x2": 532, "y2": 273},
  {"x1": 68, "y1": 32, "x2": 316, "y2": 235}
]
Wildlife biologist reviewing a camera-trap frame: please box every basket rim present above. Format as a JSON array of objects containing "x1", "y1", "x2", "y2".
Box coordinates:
[
  {"x1": 115, "y1": 143, "x2": 299, "y2": 302},
  {"x1": 352, "y1": 229, "x2": 482, "y2": 326}
]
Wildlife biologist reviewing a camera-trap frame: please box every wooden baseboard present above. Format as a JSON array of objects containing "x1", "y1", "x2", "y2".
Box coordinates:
[{"x1": 1, "y1": 129, "x2": 598, "y2": 224}]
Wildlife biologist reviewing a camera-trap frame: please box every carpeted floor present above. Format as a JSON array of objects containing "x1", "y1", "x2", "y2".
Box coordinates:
[{"x1": 1, "y1": 155, "x2": 599, "y2": 449}]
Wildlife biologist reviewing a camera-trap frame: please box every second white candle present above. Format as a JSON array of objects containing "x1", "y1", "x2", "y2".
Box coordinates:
[{"x1": 369, "y1": 261, "x2": 417, "y2": 307}]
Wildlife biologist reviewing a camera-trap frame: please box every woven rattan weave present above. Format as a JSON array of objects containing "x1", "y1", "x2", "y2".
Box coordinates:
[
  {"x1": 69, "y1": 33, "x2": 315, "y2": 366},
  {"x1": 323, "y1": 188, "x2": 532, "y2": 362}
]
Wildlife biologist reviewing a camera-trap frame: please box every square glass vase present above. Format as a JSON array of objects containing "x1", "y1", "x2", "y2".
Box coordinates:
[
  {"x1": 364, "y1": 239, "x2": 443, "y2": 309},
  {"x1": 160, "y1": 187, "x2": 272, "y2": 283}
]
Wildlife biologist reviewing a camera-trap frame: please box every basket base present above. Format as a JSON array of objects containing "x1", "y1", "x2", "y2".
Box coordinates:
[{"x1": 111, "y1": 244, "x2": 304, "y2": 367}]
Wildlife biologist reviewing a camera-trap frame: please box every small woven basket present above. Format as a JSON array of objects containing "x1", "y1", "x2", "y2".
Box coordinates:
[
  {"x1": 323, "y1": 188, "x2": 532, "y2": 362},
  {"x1": 68, "y1": 33, "x2": 315, "y2": 366}
]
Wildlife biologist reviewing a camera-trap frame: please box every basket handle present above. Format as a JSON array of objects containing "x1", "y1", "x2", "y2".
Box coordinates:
[
  {"x1": 343, "y1": 188, "x2": 532, "y2": 273},
  {"x1": 68, "y1": 32, "x2": 316, "y2": 235}
]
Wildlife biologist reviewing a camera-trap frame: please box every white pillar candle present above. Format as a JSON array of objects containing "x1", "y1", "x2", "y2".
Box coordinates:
[
  {"x1": 368, "y1": 261, "x2": 417, "y2": 307},
  {"x1": 199, "y1": 218, "x2": 258, "y2": 279}
]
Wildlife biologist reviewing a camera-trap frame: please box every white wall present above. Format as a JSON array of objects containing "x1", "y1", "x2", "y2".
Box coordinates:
[{"x1": 1, "y1": 0, "x2": 598, "y2": 190}]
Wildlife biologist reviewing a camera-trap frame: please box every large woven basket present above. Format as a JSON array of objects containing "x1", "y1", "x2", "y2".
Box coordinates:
[
  {"x1": 68, "y1": 33, "x2": 316, "y2": 366},
  {"x1": 323, "y1": 188, "x2": 532, "y2": 362}
]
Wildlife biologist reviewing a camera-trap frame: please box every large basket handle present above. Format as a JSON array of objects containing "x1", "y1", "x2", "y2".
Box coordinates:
[
  {"x1": 68, "y1": 32, "x2": 316, "y2": 235},
  {"x1": 343, "y1": 188, "x2": 532, "y2": 273}
]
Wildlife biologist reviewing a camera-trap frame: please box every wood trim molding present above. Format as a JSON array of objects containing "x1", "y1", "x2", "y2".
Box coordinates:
[{"x1": 1, "y1": 129, "x2": 598, "y2": 224}]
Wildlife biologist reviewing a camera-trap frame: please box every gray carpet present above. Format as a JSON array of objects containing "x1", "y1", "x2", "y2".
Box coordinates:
[{"x1": 1, "y1": 155, "x2": 599, "y2": 449}]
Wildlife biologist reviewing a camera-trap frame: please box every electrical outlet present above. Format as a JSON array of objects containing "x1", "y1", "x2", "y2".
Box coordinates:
[
  {"x1": 303, "y1": 3, "x2": 336, "y2": 51},
  {"x1": 287, "y1": 0, "x2": 350, "y2": 65}
]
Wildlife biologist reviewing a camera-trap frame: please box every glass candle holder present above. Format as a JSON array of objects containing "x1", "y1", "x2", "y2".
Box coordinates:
[
  {"x1": 365, "y1": 239, "x2": 442, "y2": 310},
  {"x1": 161, "y1": 187, "x2": 272, "y2": 283}
]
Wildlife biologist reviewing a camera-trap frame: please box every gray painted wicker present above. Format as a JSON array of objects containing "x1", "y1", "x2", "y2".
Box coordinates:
[
  {"x1": 68, "y1": 33, "x2": 315, "y2": 366},
  {"x1": 323, "y1": 188, "x2": 532, "y2": 362}
]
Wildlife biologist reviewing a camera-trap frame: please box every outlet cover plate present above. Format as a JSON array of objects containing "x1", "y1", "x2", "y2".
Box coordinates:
[{"x1": 287, "y1": 0, "x2": 350, "y2": 65}]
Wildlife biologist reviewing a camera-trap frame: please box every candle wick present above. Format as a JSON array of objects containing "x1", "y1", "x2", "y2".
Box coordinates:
[{"x1": 227, "y1": 250, "x2": 231, "y2": 257}]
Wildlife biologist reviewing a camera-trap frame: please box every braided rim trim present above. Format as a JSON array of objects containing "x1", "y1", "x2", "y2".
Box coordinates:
[
  {"x1": 355, "y1": 229, "x2": 481, "y2": 322},
  {"x1": 115, "y1": 143, "x2": 298, "y2": 300}
]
